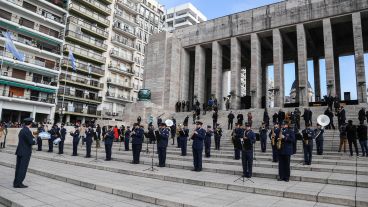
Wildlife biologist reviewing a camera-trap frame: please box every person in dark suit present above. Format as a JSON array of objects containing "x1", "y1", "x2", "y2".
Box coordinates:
[
  {"x1": 237, "y1": 113, "x2": 244, "y2": 125},
  {"x1": 358, "y1": 108, "x2": 366, "y2": 124},
  {"x1": 314, "y1": 124, "x2": 325, "y2": 155},
  {"x1": 214, "y1": 124, "x2": 222, "y2": 150},
  {"x1": 212, "y1": 112, "x2": 218, "y2": 130},
  {"x1": 277, "y1": 122, "x2": 295, "y2": 182},
  {"x1": 278, "y1": 110, "x2": 285, "y2": 125},
  {"x1": 183, "y1": 115, "x2": 189, "y2": 127},
  {"x1": 124, "y1": 126, "x2": 131, "y2": 151},
  {"x1": 131, "y1": 123, "x2": 144, "y2": 164},
  {"x1": 204, "y1": 126, "x2": 213, "y2": 158},
  {"x1": 242, "y1": 123, "x2": 256, "y2": 178},
  {"x1": 228, "y1": 111, "x2": 235, "y2": 130},
  {"x1": 36, "y1": 123, "x2": 44, "y2": 151},
  {"x1": 324, "y1": 108, "x2": 335, "y2": 130},
  {"x1": 302, "y1": 108, "x2": 311, "y2": 127},
  {"x1": 357, "y1": 121, "x2": 368, "y2": 157},
  {"x1": 48, "y1": 124, "x2": 59, "y2": 152},
  {"x1": 232, "y1": 123, "x2": 243, "y2": 160},
  {"x1": 156, "y1": 123, "x2": 169, "y2": 167},
  {"x1": 337, "y1": 106, "x2": 346, "y2": 128},
  {"x1": 191, "y1": 121, "x2": 206, "y2": 171},
  {"x1": 272, "y1": 113, "x2": 278, "y2": 125},
  {"x1": 104, "y1": 126, "x2": 114, "y2": 161},
  {"x1": 259, "y1": 123, "x2": 268, "y2": 152},
  {"x1": 263, "y1": 110, "x2": 270, "y2": 128},
  {"x1": 58, "y1": 124, "x2": 66, "y2": 154},
  {"x1": 302, "y1": 124, "x2": 315, "y2": 165},
  {"x1": 346, "y1": 120, "x2": 359, "y2": 156},
  {"x1": 178, "y1": 125, "x2": 189, "y2": 156},
  {"x1": 85, "y1": 126, "x2": 94, "y2": 158},
  {"x1": 71, "y1": 126, "x2": 80, "y2": 156},
  {"x1": 13, "y1": 118, "x2": 36, "y2": 188}
]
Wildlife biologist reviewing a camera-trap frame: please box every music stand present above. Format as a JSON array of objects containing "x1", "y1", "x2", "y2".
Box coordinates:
[
  {"x1": 143, "y1": 141, "x2": 157, "y2": 172},
  {"x1": 89, "y1": 142, "x2": 102, "y2": 163},
  {"x1": 234, "y1": 175, "x2": 255, "y2": 184},
  {"x1": 118, "y1": 139, "x2": 123, "y2": 151}
]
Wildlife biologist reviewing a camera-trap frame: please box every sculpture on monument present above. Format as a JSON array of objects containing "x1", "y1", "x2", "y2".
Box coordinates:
[{"x1": 138, "y1": 89, "x2": 151, "y2": 101}]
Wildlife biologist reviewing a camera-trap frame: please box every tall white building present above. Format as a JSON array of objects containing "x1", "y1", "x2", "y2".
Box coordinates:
[{"x1": 165, "y1": 3, "x2": 206, "y2": 32}]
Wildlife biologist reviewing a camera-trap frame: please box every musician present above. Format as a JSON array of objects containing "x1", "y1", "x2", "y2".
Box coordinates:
[
  {"x1": 36, "y1": 123, "x2": 44, "y2": 151},
  {"x1": 314, "y1": 123, "x2": 325, "y2": 155},
  {"x1": 71, "y1": 126, "x2": 80, "y2": 156},
  {"x1": 58, "y1": 124, "x2": 66, "y2": 155},
  {"x1": 131, "y1": 123, "x2": 144, "y2": 164},
  {"x1": 278, "y1": 122, "x2": 295, "y2": 182},
  {"x1": 48, "y1": 124, "x2": 59, "y2": 153},
  {"x1": 124, "y1": 126, "x2": 131, "y2": 151},
  {"x1": 204, "y1": 126, "x2": 213, "y2": 158},
  {"x1": 214, "y1": 123, "x2": 222, "y2": 150},
  {"x1": 237, "y1": 113, "x2": 244, "y2": 125},
  {"x1": 170, "y1": 117, "x2": 177, "y2": 146},
  {"x1": 183, "y1": 115, "x2": 189, "y2": 127},
  {"x1": 302, "y1": 123, "x2": 315, "y2": 165},
  {"x1": 228, "y1": 111, "x2": 235, "y2": 130},
  {"x1": 259, "y1": 122, "x2": 268, "y2": 153},
  {"x1": 232, "y1": 123, "x2": 243, "y2": 160},
  {"x1": 212, "y1": 112, "x2": 218, "y2": 130},
  {"x1": 104, "y1": 126, "x2": 114, "y2": 161},
  {"x1": 269, "y1": 123, "x2": 280, "y2": 162},
  {"x1": 242, "y1": 123, "x2": 256, "y2": 178},
  {"x1": 191, "y1": 121, "x2": 206, "y2": 172},
  {"x1": 178, "y1": 125, "x2": 189, "y2": 156},
  {"x1": 157, "y1": 123, "x2": 170, "y2": 167},
  {"x1": 85, "y1": 125, "x2": 94, "y2": 158},
  {"x1": 13, "y1": 118, "x2": 36, "y2": 188}
]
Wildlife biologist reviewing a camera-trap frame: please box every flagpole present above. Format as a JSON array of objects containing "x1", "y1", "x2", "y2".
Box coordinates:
[
  {"x1": 60, "y1": 54, "x2": 69, "y2": 124},
  {"x1": 0, "y1": 37, "x2": 7, "y2": 76}
]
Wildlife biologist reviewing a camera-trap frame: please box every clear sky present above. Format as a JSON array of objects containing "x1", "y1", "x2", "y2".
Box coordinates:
[{"x1": 159, "y1": 0, "x2": 366, "y2": 101}]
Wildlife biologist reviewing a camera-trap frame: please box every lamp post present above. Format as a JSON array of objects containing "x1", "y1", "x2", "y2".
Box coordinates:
[{"x1": 358, "y1": 81, "x2": 366, "y2": 103}]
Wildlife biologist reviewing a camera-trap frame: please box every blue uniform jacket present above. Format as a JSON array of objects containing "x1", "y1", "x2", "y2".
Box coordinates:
[
  {"x1": 314, "y1": 129, "x2": 324, "y2": 141},
  {"x1": 85, "y1": 128, "x2": 94, "y2": 143},
  {"x1": 259, "y1": 128, "x2": 268, "y2": 141},
  {"x1": 157, "y1": 128, "x2": 169, "y2": 148},
  {"x1": 60, "y1": 128, "x2": 67, "y2": 141},
  {"x1": 302, "y1": 128, "x2": 315, "y2": 145},
  {"x1": 104, "y1": 131, "x2": 114, "y2": 145},
  {"x1": 205, "y1": 130, "x2": 213, "y2": 144},
  {"x1": 71, "y1": 130, "x2": 80, "y2": 143},
  {"x1": 16, "y1": 126, "x2": 36, "y2": 156},
  {"x1": 192, "y1": 128, "x2": 206, "y2": 149},
  {"x1": 244, "y1": 130, "x2": 256, "y2": 151},
  {"x1": 279, "y1": 128, "x2": 295, "y2": 155},
  {"x1": 131, "y1": 128, "x2": 144, "y2": 145}
]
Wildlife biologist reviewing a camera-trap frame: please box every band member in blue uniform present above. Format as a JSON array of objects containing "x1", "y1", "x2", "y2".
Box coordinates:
[
  {"x1": 204, "y1": 125, "x2": 213, "y2": 158},
  {"x1": 242, "y1": 123, "x2": 256, "y2": 178},
  {"x1": 48, "y1": 124, "x2": 59, "y2": 152},
  {"x1": 191, "y1": 121, "x2": 206, "y2": 171},
  {"x1": 131, "y1": 123, "x2": 144, "y2": 164},
  {"x1": 302, "y1": 123, "x2": 315, "y2": 165},
  {"x1": 232, "y1": 123, "x2": 243, "y2": 160},
  {"x1": 157, "y1": 123, "x2": 170, "y2": 167},
  {"x1": 58, "y1": 124, "x2": 66, "y2": 154},
  {"x1": 85, "y1": 126, "x2": 94, "y2": 158},
  {"x1": 104, "y1": 126, "x2": 114, "y2": 161},
  {"x1": 124, "y1": 126, "x2": 131, "y2": 151},
  {"x1": 36, "y1": 123, "x2": 44, "y2": 151},
  {"x1": 71, "y1": 126, "x2": 80, "y2": 156},
  {"x1": 259, "y1": 122, "x2": 268, "y2": 152},
  {"x1": 13, "y1": 118, "x2": 36, "y2": 188},
  {"x1": 178, "y1": 125, "x2": 189, "y2": 156},
  {"x1": 269, "y1": 123, "x2": 280, "y2": 162},
  {"x1": 277, "y1": 122, "x2": 295, "y2": 182},
  {"x1": 314, "y1": 123, "x2": 325, "y2": 155},
  {"x1": 214, "y1": 124, "x2": 222, "y2": 150}
]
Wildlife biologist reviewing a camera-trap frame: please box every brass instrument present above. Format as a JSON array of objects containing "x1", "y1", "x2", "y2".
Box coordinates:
[
  {"x1": 271, "y1": 128, "x2": 275, "y2": 146},
  {"x1": 304, "y1": 135, "x2": 309, "y2": 145},
  {"x1": 33, "y1": 130, "x2": 39, "y2": 137},
  {"x1": 277, "y1": 128, "x2": 283, "y2": 150}
]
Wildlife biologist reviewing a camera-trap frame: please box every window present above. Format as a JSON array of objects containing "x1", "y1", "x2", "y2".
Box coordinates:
[
  {"x1": 9, "y1": 86, "x2": 24, "y2": 97},
  {"x1": 22, "y1": 1, "x2": 37, "y2": 13},
  {"x1": 12, "y1": 69, "x2": 26, "y2": 80},
  {"x1": 19, "y1": 18, "x2": 35, "y2": 29},
  {"x1": 0, "y1": 9, "x2": 11, "y2": 20}
]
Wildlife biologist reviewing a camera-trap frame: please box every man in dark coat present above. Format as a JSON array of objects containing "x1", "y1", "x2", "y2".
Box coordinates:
[
  {"x1": 324, "y1": 108, "x2": 335, "y2": 130},
  {"x1": 272, "y1": 113, "x2": 278, "y2": 125},
  {"x1": 104, "y1": 126, "x2": 114, "y2": 161},
  {"x1": 13, "y1": 118, "x2": 36, "y2": 188},
  {"x1": 232, "y1": 123, "x2": 243, "y2": 160},
  {"x1": 204, "y1": 126, "x2": 213, "y2": 158},
  {"x1": 131, "y1": 123, "x2": 144, "y2": 164},
  {"x1": 48, "y1": 124, "x2": 59, "y2": 152},
  {"x1": 278, "y1": 110, "x2": 285, "y2": 125},
  {"x1": 346, "y1": 120, "x2": 359, "y2": 156},
  {"x1": 191, "y1": 121, "x2": 206, "y2": 172},
  {"x1": 71, "y1": 126, "x2": 80, "y2": 156},
  {"x1": 228, "y1": 111, "x2": 235, "y2": 130},
  {"x1": 277, "y1": 122, "x2": 295, "y2": 182},
  {"x1": 259, "y1": 123, "x2": 268, "y2": 152},
  {"x1": 237, "y1": 113, "x2": 244, "y2": 125},
  {"x1": 124, "y1": 126, "x2": 131, "y2": 151},
  {"x1": 178, "y1": 125, "x2": 189, "y2": 156},
  {"x1": 156, "y1": 123, "x2": 169, "y2": 167},
  {"x1": 58, "y1": 124, "x2": 66, "y2": 154},
  {"x1": 214, "y1": 124, "x2": 222, "y2": 150},
  {"x1": 358, "y1": 108, "x2": 366, "y2": 124},
  {"x1": 263, "y1": 110, "x2": 270, "y2": 128},
  {"x1": 85, "y1": 126, "x2": 94, "y2": 158},
  {"x1": 183, "y1": 115, "x2": 189, "y2": 126},
  {"x1": 302, "y1": 108, "x2": 311, "y2": 127},
  {"x1": 242, "y1": 123, "x2": 256, "y2": 178},
  {"x1": 212, "y1": 111, "x2": 218, "y2": 129},
  {"x1": 357, "y1": 121, "x2": 368, "y2": 157},
  {"x1": 337, "y1": 106, "x2": 346, "y2": 128}
]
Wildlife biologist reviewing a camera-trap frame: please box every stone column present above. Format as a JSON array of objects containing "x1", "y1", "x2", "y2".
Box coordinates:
[
  {"x1": 297, "y1": 23, "x2": 309, "y2": 106},
  {"x1": 250, "y1": 33, "x2": 262, "y2": 108},
  {"x1": 323, "y1": 18, "x2": 336, "y2": 97},
  {"x1": 273, "y1": 29, "x2": 284, "y2": 107},
  {"x1": 334, "y1": 56, "x2": 341, "y2": 98},
  {"x1": 313, "y1": 57, "x2": 321, "y2": 101},
  {"x1": 230, "y1": 37, "x2": 241, "y2": 109},
  {"x1": 211, "y1": 41, "x2": 223, "y2": 107},
  {"x1": 352, "y1": 12, "x2": 367, "y2": 103},
  {"x1": 194, "y1": 45, "x2": 206, "y2": 105},
  {"x1": 180, "y1": 48, "x2": 190, "y2": 101}
]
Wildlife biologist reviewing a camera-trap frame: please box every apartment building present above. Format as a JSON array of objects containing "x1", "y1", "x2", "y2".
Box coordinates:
[
  {"x1": 165, "y1": 3, "x2": 206, "y2": 32},
  {"x1": 0, "y1": 0, "x2": 66, "y2": 123},
  {"x1": 57, "y1": 0, "x2": 112, "y2": 124}
]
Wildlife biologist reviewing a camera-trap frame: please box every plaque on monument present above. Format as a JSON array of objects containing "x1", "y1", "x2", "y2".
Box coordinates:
[{"x1": 138, "y1": 89, "x2": 151, "y2": 101}]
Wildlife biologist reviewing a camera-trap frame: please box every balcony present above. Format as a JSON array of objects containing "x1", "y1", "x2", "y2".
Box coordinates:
[
  {"x1": 108, "y1": 65, "x2": 134, "y2": 76},
  {"x1": 111, "y1": 36, "x2": 136, "y2": 51},
  {"x1": 0, "y1": 76, "x2": 57, "y2": 94},
  {"x1": 0, "y1": 89, "x2": 56, "y2": 106},
  {"x1": 58, "y1": 107, "x2": 102, "y2": 118},
  {"x1": 103, "y1": 110, "x2": 123, "y2": 117},
  {"x1": 65, "y1": 30, "x2": 107, "y2": 52},
  {"x1": 68, "y1": 16, "x2": 108, "y2": 39},
  {"x1": 76, "y1": 0, "x2": 111, "y2": 16},
  {"x1": 59, "y1": 74, "x2": 103, "y2": 90},
  {"x1": 107, "y1": 78, "x2": 133, "y2": 89},
  {"x1": 105, "y1": 92, "x2": 133, "y2": 102},
  {"x1": 61, "y1": 59, "x2": 104, "y2": 77},
  {"x1": 116, "y1": 0, "x2": 139, "y2": 15},
  {"x1": 114, "y1": 9, "x2": 139, "y2": 26},
  {"x1": 64, "y1": 44, "x2": 106, "y2": 65},
  {"x1": 45, "y1": 0, "x2": 66, "y2": 10},
  {"x1": 58, "y1": 91, "x2": 102, "y2": 104},
  {"x1": 113, "y1": 24, "x2": 136, "y2": 39},
  {"x1": 0, "y1": 51, "x2": 59, "y2": 76},
  {"x1": 69, "y1": 3, "x2": 110, "y2": 28},
  {"x1": 99, "y1": 0, "x2": 112, "y2": 5},
  {"x1": 110, "y1": 50, "x2": 134, "y2": 64}
]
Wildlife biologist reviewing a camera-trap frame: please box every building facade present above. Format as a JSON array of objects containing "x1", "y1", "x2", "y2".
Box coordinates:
[
  {"x1": 0, "y1": 0, "x2": 66, "y2": 123},
  {"x1": 165, "y1": 3, "x2": 207, "y2": 32},
  {"x1": 144, "y1": 0, "x2": 368, "y2": 111}
]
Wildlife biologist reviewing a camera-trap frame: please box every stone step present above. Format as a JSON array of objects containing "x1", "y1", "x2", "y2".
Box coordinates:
[
  {"x1": 0, "y1": 152, "x2": 353, "y2": 207},
  {"x1": 4, "y1": 147, "x2": 366, "y2": 188},
  {"x1": 0, "y1": 165, "x2": 158, "y2": 207}
]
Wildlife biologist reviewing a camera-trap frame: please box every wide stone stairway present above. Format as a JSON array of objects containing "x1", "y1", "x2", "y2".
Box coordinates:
[{"x1": 1, "y1": 117, "x2": 368, "y2": 207}]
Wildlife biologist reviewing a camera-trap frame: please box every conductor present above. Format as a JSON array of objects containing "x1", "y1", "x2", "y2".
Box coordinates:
[{"x1": 13, "y1": 118, "x2": 36, "y2": 188}]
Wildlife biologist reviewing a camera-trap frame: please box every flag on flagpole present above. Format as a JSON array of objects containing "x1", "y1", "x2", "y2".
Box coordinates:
[
  {"x1": 68, "y1": 50, "x2": 76, "y2": 71},
  {"x1": 2, "y1": 32, "x2": 24, "y2": 61}
]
